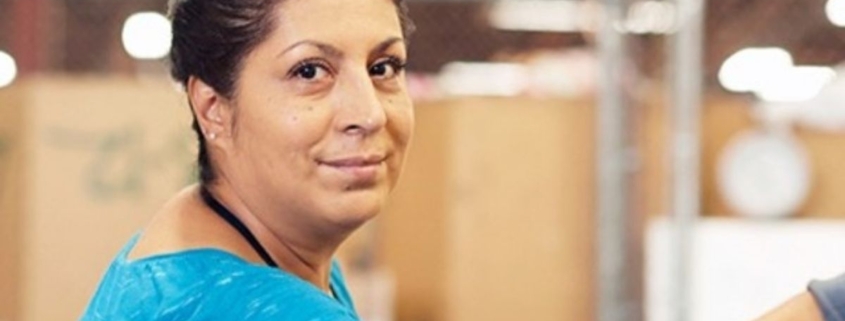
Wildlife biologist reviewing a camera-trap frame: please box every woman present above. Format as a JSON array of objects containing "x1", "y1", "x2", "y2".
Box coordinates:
[{"x1": 82, "y1": 0, "x2": 414, "y2": 319}]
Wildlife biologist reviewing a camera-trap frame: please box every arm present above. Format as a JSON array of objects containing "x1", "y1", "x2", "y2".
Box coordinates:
[
  {"x1": 756, "y1": 272, "x2": 845, "y2": 321},
  {"x1": 754, "y1": 292, "x2": 824, "y2": 321}
]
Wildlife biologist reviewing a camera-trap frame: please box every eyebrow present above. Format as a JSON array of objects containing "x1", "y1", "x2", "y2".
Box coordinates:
[
  {"x1": 369, "y1": 37, "x2": 405, "y2": 56},
  {"x1": 277, "y1": 37, "x2": 405, "y2": 60}
]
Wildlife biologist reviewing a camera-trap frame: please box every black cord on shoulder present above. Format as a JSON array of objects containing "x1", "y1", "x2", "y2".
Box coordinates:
[{"x1": 199, "y1": 187, "x2": 279, "y2": 268}]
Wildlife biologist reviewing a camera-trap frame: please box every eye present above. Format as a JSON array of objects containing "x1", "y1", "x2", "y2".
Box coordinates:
[
  {"x1": 369, "y1": 57, "x2": 406, "y2": 80},
  {"x1": 296, "y1": 64, "x2": 318, "y2": 79},
  {"x1": 289, "y1": 60, "x2": 331, "y2": 81}
]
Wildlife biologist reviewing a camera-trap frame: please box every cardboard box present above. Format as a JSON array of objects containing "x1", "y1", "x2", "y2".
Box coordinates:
[
  {"x1": 0, "y1": 76, "x2": 194, "y2": 321},
  {"x1": 381, "y1": 98, "x2": 597, "y2": 321},
  {"x1": 0, "y1": 82, "x2": 26, "y2": 321}
]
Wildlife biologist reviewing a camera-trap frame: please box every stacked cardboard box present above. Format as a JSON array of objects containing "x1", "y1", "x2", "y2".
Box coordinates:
[
  {"x1": 382, "y1": 98, "x2": 597, "y2": 321},
  {"x1": 0, "y1": 76, "x2": 194, "y2": 321}
]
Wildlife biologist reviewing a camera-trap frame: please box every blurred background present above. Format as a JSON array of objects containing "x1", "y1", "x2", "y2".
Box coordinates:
[{"x1": 3, "y1": 0, "x2": 845, "y2": 320}]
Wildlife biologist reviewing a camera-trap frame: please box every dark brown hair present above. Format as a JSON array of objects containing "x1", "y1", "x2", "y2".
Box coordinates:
[{"x1": 167, "y1": 0, "x2": 414, "y2": 186}]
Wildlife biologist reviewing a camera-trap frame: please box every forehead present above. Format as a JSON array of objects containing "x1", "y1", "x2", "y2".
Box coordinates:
[{"x1": 267, "y1": 0, "x2": 404, "y2": 50}]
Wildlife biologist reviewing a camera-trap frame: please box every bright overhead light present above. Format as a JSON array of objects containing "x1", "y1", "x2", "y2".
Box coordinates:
[
  {"x1": 622, "y1": 1, "x2": 678, "y2": 34},
  {"x1": 827, "y1": 0, "x2": 845, "y2": 27},
  {"x1": 755, "y1": 66, "x2": 836, "y2": 103},
  {"x1": 718, "y1": 47, "x2": 793, "y2": 93},
  {"x1": 489, "y1": 1, "x2": 584, "y2": 33},
  {"x1": 0, "y1": 51, "x2": 17, "y2": 88},
  {"x1": 718, "y1": 47, "x2": 835, "y2": 102},
  {"x1": 437, "y1": 62, "x2": 528, "y2": 97},
  {"x1": 490, "y1": 0, "x2": 676, "y2": 35},
  {"x1": 121, "y1": 12, "x2": 172, "y2": 60}
]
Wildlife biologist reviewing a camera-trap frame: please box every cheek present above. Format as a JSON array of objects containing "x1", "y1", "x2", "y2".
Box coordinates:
[
  {"x1": 236, "y1": 102, "x2": 331, "y2": 165},
  {"x1": 277, "y1": 107, "x2": 334, "y2": 159},
  {"x1": 406, "y1": 105, "x2": 415, "y2": 136},
  {"x1": 388, "y1": 98, "x2": 415, "y2": 147},
  {"x1": 284, "y1": 104, "x2": 333, "y2": 137}
]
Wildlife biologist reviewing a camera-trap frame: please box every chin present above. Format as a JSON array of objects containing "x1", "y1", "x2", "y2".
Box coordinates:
[{"x1": 323, "y1": 190, "x2": 386, "y2": 229}]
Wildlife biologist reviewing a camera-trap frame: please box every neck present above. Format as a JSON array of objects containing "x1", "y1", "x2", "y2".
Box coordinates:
[{"x1": 200, "y1": 182, "x2": 346, "y2": 291}]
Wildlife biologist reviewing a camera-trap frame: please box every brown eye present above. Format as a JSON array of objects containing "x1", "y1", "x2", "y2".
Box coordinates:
[
  {"x1": 369, "y1": 63, "x2": 388, "y2": 77},
  {"x1": 288, "y1": 60, "x2": 331, "y2": 81},
  {"x1": 369, "y1": 57, "x2": 406, "y2": 80},
  {"x1": 296, "y1": 64, "x2": 318, "y2": 79},
  {"x1": 294, "y1": 64, "x2": 320, "y2": 79}
]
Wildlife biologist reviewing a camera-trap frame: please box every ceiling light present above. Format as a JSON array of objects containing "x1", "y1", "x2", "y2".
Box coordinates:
[
  {"x1": 718, "y1": 47, "x2": 793, "y2": 93},
  {"x1": 0, "y1": 51, "x2": 18, "y2": 88},
  {"x1": 755, "y1": 66, "x2": 836, "y2": 103},
  {"x1": 489, "y1": 1, "x2": 584, "y2": 33},
  {"x1": 826, "y1": 0, "x2": 845, "y2": 27},
  {"x1": 437, "y1": 62, "x2": 528, "y2": 97},
  {"x1": 623, "y1": 1, "x2": 678, "y2": 34},
  {"x1": 121, "y1": 12, "x2": 172, "y2": 60}
]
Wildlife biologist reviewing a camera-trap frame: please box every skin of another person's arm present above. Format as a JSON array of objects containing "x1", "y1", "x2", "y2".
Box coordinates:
[{"x1": 754, "y1": 292, "x2": 824, "y2": 321}]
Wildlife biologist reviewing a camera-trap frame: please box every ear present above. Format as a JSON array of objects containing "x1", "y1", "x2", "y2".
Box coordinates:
[{"x1": 186, "y1": 76, "x2": 234, "y2": 149}]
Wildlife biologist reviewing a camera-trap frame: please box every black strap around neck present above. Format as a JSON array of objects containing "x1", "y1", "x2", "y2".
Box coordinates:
[{"x1": 199, "y1": 187, "x2": 279, "y2": 268}]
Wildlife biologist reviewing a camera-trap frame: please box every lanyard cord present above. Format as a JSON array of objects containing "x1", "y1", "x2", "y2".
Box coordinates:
[{"x1": 199, "y1": 187, "x2": 279, "y2": 268}]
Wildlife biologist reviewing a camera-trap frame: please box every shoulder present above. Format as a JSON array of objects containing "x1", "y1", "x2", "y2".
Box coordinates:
[
  {"x1": 172, "y1": 260, "x2": 358, "y2": 320},
  {"x1": 84, "y1": 250, "x2": 358, "y2": 320},
  {"x1": 126, "y1": 186, "x2": 269, "y2": 266},
  {"x1": 208, "y1": 269, "x2": 357, "y2": 320}
]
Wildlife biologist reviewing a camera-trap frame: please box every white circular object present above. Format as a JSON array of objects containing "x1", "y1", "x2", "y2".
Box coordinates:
[
  {"x1": 0, "y1": 51, "x2": 18, "y2": 88},
  {"x1": 717, "y1": 130, "x2": 811, "y2": 218},
  {"x1": 121, "y1": 12, "x2": 172, "y2": 60},
  {"x1": 827, "y1": 0, "x2": 845, "y2": 27}
]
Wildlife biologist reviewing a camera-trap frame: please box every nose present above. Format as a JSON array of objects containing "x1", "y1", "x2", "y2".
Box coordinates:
[{"x1": 334, "y1": 72, "x2": 387, "y2": 137}]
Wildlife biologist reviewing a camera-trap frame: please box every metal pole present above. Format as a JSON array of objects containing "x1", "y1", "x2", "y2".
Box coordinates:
[
  {"x1": 668, "y1": 0, "x2": 704, "y2": 320},
  {"x1": 596, "y1": 0, "x2": 640, "y2": 320}
]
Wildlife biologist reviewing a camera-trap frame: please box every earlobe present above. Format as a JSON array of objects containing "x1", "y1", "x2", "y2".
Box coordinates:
[{"x1": 187, "y1": 76, "x2": 226, "y2": 141}]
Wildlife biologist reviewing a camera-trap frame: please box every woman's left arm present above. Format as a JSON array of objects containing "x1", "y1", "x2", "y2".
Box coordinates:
[{"x1": 754, "y1": 292, "x2": 824, "y2": 321}]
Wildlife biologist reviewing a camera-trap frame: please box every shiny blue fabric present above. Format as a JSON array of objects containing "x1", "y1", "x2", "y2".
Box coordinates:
[
  {"x1": 81, "y1": 235, "x2": 360, "y2": 321},
  {"x1": 810, "y1": 273, "x2": 845, "y2": 321}
]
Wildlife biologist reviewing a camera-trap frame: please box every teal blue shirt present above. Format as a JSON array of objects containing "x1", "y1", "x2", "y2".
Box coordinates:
[{"x1": 81, "y1": 235, "x2": 359, "y2": 320}]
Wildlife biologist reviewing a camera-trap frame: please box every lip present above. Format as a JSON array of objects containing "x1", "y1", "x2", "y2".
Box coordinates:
[
  {"x1": 317, "y1": 153, "x2": 388, "y2": 186},
  {"x1": 318, "y1": 154, "x2": 387, "y2": 167}
]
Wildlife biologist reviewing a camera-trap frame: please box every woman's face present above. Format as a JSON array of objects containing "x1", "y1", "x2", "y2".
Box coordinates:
[{"x1": 217, "y1": 0, "x2": 413, "y2": 230}]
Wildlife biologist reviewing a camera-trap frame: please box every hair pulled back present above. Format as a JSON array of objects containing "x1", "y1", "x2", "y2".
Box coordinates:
[{"x1": 167, "y1": 0, "x2": 414, "y2": 186}]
